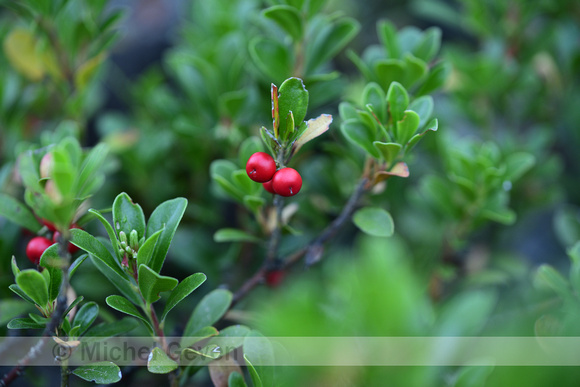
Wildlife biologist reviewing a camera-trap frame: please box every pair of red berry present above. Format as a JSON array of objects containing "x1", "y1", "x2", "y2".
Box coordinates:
[
  {"x1": 25, "y1": 221, "x2": 80, "y2": 265},
  {"x1": 246, "y1": 152, "x2": 302, "y2": 197}
]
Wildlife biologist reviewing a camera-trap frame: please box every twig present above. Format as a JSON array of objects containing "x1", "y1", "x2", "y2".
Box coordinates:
[
  {"x1": 1, "y1": 234, "x2": 71, "y2": 387},
  {"x1": 231, "y1": 177, "x2": 369, "y2": 307},
  {"x1": 266, "y1": 194, "x2": 284, "y2": 263}
]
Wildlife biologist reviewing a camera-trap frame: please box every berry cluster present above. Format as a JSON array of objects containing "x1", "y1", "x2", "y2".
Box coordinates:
[
  {"x1": 245, "y1": 152, "x2": 302, "y2": 197},
  {"x1": 25, "y1": 220, "x2": 80, "y2": 265}
]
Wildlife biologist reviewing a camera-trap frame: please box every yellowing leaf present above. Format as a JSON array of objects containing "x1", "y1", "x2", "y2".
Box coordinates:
[
  {"x1": 374, "y1": 162, "x2": 410, "y2": 184},
  {"x1": 293, "y1": 114, "x2": 333, "y2": 154},
  {"x1": 3, "y1": 28, "x2": 45, "y2": 81}
]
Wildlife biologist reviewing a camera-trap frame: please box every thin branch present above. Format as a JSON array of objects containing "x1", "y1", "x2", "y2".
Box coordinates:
[
  {"x1": 231, "y1": 177, "x2": 369, "y2": 307},
  {"x1": 1, "y1": 235, "x2": 71, "y2": 387},
  {"x1": 266, "y1": 194, "x2": 284, "y2": 263}
]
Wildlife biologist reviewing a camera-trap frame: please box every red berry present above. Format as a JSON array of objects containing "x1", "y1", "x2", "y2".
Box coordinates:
[
  {"x1": 26, "y1": 236, "x2": 53, "y2": 265},
  {"x1": 246, "y1": 152, "x2": 276, "y2": 183},
  {"x1": 272, "y1": 168, "x2": 302, "y2": 197},
  {"x1": 265, "y1": 270, "x2": 285, "y2": 287},
  {"x1": 262, "y1": 179, "x2": 276, "y2": 194}
]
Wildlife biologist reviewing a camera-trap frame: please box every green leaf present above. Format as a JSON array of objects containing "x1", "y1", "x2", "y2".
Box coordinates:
[
  {"x1": 568, "y1": 241, "x2": 580, "y2": 263},
  {"x1": 11, "y1": 256, "x2": 20, "y2": 277},
  {"x1": 260, "y1": 127, "x2": 281, "y2": 156},
  {"x1": 52, "y1": 141, "x2": 77, "y2": 200},
  {"x1": 417, "y1": 61, "x2": 450, "y2": 96},
  {"x1": 19, "y1": 150, "x2": 41, "y2": 192},
  {"x1": 64, "y1": 296, "x2": 84, "y2": 319},
  {"x1": 0, "y1": 194, "x2": 41, "y2": 232},
  {"x1": 243, "y1": 196, "x2": 266, "y2": 213},
  {"x1": 353, "y1": 207, "x2": 395, "y2": 237},
  {"x1": 436, "y1": 291, "x2": 497, "y2": 336},
  {"x1": 228, "y1": 371, "x2": 247, "y2": 387},
  {"x1": 306, "y1": 17, "x2": 360, "y2": 73},
  {"x1": 238, "y1": 137, "x2": 264, "y2": 169},
  {"x1": 570, "y1": 259, "x2": 580, "y2": 295},
  {"x1": 243, "y1": 331, "x2": 274, "y2": 387},
  {"x1": 406, "y1": 118, "x2": 438, "y2": 152},
  {"x1": 184, "y1": 289, "x2": 233, "y2": 338},
  {"x1": 72, "y1": 362, "x2": 122, "y2": 384},
  {"x1": 214, "y1": 229, "x2": 261, "y2": 244},
  {"x1": 535, "y1": 265, "x2": 570, "y2": 298},
  {"x1": 284, "y1": 111, "x2": 295, "y2": 141},
  {"x1": 9, "y1": 284, "x2": 36, "y2": 305},
  {"x1": 362, "y1": 83, "x2": 386, "y2": 123},
  {"x1": 88, "y1": 208, "x2": 121, "y2": 261},
  {"x1": 341, "y1": 118, "x2": 380, "y2": 158},
  {"x1": 277, "y1": 77, "x2": 309, "y2": 140},
  {"x1": 408, "y1": 95, "x2": 434, "y2": 129},
  {"x1": 232, "y1": 170, "x2": 259, "y2": 196},
  {"x1": 453, "y1": 365, "x2": 494, "y2": 387},
  {"x1": 420, "y1": 175, "x2": 458, "y2": 217},
  {"x1": 72, "y1": 229, "x2": 139, "y2": 303},
  {"x1": 412, "y1": 27, "x2": 441, "y2": 62},
  {"x1": 374, "y1": 59, "x2": 405, "y2": 92},
  {"x1": 244, "y1": 355, "x2": 262, "y2": 387},
  {"x1": 0, "y1": 299, "x2": 32, "y2": 326},
  {"x1": 138, "y1": 264, "x2": 178, "y2": 304},
  {"x1": 292, "y1": 114, "x2": 332, "y2": 155},
  {"x1": 554, "y1": 206, "x2": 580, "y2": 248},
  {"x1": 113, "y1": 192, "x2": 146, "y2": 240},
  {"x1": 161, "y1": 273, "x2": 207, "y2": 322},
  {"x1": 373, "y1": 142, "x2": 402, "y2": 165},
  {"x1": 136, "y1": 228, "x2": 163, "y2": 268},
  {"x1": 106, "y1": 295, "x2": 153, "y2": 333},
  {"x1": 386, "y1": 81, "x2": 409, "y2": 123},
  {"x1": 263, "y1": 5, "x2": 303, "y2": 41},
  {"x1": 346, "y1": 50, "x2": 373, "y2": 80},
  {"x1": 249, "y1": 37, "x2": 292, "y2": 83},
  {"x1": 480, "y1": 207, "x2": 516, "y2": 225},
  {"x1": 207, "y1": 325, "x2": 252, "y2": 359},
  {"x1": 147, "y1": 347, "x2": 178, "y2": 374},
  {"x1": 73, "y1": 302, "x2": 99, "y2": 336},
  {"x1": 403, "y1": 53, "x2": 428, "y2": 87},
  {"x1": 84, "y1": 317, "x2": 139, "y2": 339},
  {"x1": 89, "y1": 255, "x2": 141, "y2": 305},
  {"x1": 396, "y1": 110, "x2": 420, "y2": 145},
  {"x1": 75, "y1": 54, "x2": 106, "y2": 92},
  {"x1": 181, "y1": 326, "x2": 219, "y2": 349},
  {"x1": 68, "y1": 254, "x2": 88, "y2": 279},
  {"x1": 71, "y1": 229, "x2": 124, "y2": 277},
  {"x1": 219, "y1": 90, "x2": 248, "y2": 119},
  {"x1": 377, "y1": 20, "x2": 401, "y2": 59},
  {"x1": 145, "y1": 197, "x2": 188, "y2": 273},
  {"x1": 39, "y1": 243, "x2": 63, "y2": 302},
  {"x1": 182, "y1": 344, "x2": 222, "y2": 361},
  {"x1": 16, "y1": 269, "x2": 49, "y2": 307},
  {"x1": 76, "y1": 143, "x2": 108, "y2": 199},
  {"x1": 7, "y1": 317, "x2": 45, "y2": 330},
  {"x1": 339, "y1": 101, "x2": 359, "y2": 121},
  {"x1": 503, "y1": 152, "x2": 535, "y2": 182}
]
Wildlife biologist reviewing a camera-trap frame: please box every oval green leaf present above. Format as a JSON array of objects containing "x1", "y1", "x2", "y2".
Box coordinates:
[{"x1": 353, "y1": 207, "x2": 394, "y2": 237}]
